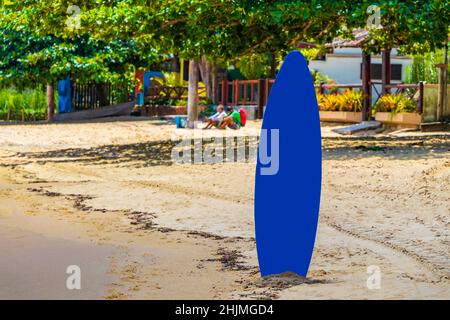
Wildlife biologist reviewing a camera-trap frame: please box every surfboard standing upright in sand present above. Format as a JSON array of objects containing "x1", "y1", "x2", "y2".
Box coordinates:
[{"x1": 255, "y1": 51, "x2": 322, "y2": 277}]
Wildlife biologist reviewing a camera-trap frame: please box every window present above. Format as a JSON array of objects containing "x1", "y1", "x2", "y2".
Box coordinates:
[{"x1": 360, "y1": 64, "x2": 402, "y2": 81}]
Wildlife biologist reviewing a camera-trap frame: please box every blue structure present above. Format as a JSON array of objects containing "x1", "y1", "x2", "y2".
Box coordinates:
[
  {"x1": 58, "y1": 76, "x2": 72, "y2": 113},
  {"x1": 136, "y1": 71, "x2": 164, "y2": 106},
  {"x1": 254, "y1": 51, "x2": 322, "y2": 277},
  {"x1": 143, "y1": 71, "x2": 164, "y2": 96}
]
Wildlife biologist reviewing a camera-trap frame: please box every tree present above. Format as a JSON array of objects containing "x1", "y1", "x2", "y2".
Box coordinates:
[
  {"x1": 8, "y1": 1, "x2": 447, "y2": 124},
  {"x1": 0, "y1": 2, "x2": 161, "y2": 120},
  {"x1": 346, "y1": 0, "x2": 449, "y2": 55},
  {"x1": 8, "y1": 0, "x2": 355, "y2": 124},
  {"x1": 84, "y1": 0, "x2": 354, "y2": 124}
]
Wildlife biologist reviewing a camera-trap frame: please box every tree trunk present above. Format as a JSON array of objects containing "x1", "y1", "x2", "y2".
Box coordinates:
[
  {"x1": 437, "y1": 65, "x2": 447, "y2": 122},
  {"x1": 46, "y1": 83, "x2": 55, "y2": 121},
  {"x1": 211, "y1": 63, "x2": 218, "y2": 104},
  {"x1": 381, "y1": 49, "x2": 391, "y2": 94},
  {"x1": 269, "y1": 52, "x2": 276, "y2": 79},
  {"x1": 199, "y1": 56, "x2": 212, "y2": 101},
  {"x1": 187, "y1": 59, "x2": 199, "y2": 128}
]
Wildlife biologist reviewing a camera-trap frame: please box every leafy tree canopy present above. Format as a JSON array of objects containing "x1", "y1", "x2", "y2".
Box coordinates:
[
  {"x1": 2, "y1": 0, "x2": 448, "y2": 83},
  {"x1": 6, "y1": 1, "x2": 353, "y2": 60},
  {"x1": 0, "y1": 2, "x2": 163, "y2": 86},
  {"x1": 347, "y1": 0, "x2": 449, "y2": 54}
]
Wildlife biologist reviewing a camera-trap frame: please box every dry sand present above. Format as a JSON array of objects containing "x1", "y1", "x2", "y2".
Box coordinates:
[{"x1": 0, "y1": 118, "x2": 449, "y2": 299}]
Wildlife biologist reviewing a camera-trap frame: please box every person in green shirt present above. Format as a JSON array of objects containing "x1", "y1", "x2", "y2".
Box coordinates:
[{"x1": 218, "y1": 106, "x2": 241, "y2": 130}]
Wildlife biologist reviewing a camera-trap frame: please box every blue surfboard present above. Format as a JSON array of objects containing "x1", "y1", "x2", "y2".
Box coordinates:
[{"x1": 255, "y1": 51, "x2": 322, "y2": 277}]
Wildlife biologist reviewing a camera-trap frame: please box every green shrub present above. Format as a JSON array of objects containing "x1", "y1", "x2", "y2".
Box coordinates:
[
  {"x1": 0, "y1": 87, "x2": 48, "y2": 121},
  {"x1": 170, "y1": 99, "x2": 186, "y2": 106},
  {"x1": 406, "y1": 50, "x2": 450, "y2": 84},
  {"x1": 310, "y1": 70, "x2": 334, "y2": 85},
  {"x1": 374, "y1": 94, "x2": 417, "y2": 114}
]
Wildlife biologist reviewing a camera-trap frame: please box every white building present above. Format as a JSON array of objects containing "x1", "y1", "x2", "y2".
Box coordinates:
[
  {"x1": 303, "y1": 29, "x2": 413, "y2": 103},
  {"x1": 309, "y1": 47, "x2": 412, "y2": 85}
]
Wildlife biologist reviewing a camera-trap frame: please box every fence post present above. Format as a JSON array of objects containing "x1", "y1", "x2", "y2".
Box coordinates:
[
  {"x1": 418, "y1": 81, "x2": 424, "y2": 114},
  {"x1": 257, "y1": 79, "x2": 265, "y2": 119},
  {"x1": 234, "y1": 80, "x2": 239, "y2": 105},
  {"x1": 437, "y1": 62, "x2": 448, "y2": 122},
  {"x1": 381, "y1": 49, "x2": 391, "y2": 94},
  {"x1": 319, "y1": 82, "x2": 325, "y2": 94},
  {"x1": 221, "y1": 80, "x2": 227, "y2": 106},
  {"x1": 243, "y1": 82, "x2": 248, "y2": 104},
  {"x1": 362, "y1": 51, "x2": 372, "y2": 121}
]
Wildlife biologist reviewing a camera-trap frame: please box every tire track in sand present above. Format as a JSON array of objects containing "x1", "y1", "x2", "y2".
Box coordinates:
[{"x1": 322, "y1": 215, "x2": 447, "y2": 283}]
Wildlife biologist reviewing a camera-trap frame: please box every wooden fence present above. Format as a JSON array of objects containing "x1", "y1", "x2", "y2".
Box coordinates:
[
  {"x1": 72, "y1": 82, "x2": 133, "y2": 111},
  {"x1": 316, "y1": 83, "x2": 362, "y2": 94},
  {"x1": 0, "y1": 80, "x2": 426, "y2": 123},
  {"x1": 0, "y1": 110, "x2": 46, "y2": 122},
  {"x1": 372, "y1": 82, "x2": 424, "y2": 113},
  {"x1": 216, "y1": 79, "x2": 425, "y2": 118},
  {"x1": 144, "y1": 85, "x2": 206, "y2": 103}
]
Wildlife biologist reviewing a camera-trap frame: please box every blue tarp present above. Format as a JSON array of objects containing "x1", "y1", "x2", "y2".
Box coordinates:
[{"x1": 58, "y1": 76, "x2": 72, "y2": 113}]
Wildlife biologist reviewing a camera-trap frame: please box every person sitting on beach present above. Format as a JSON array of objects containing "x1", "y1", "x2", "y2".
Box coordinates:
[
  {"x1": 203, "y1": 104, "x2": 227, "y2": 129},
  {"x1": 218, "y1": 106, "x2": 241, "y2": 130}
]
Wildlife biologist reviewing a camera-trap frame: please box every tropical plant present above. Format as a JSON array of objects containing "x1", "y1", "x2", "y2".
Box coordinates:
[
  {"x1": 374, "y1": 93, "x2": 417, "y2": 114},
  {"x1": 341, "y1": 90, "x2": 363, "y2": 112},
  {"x1": 0, "y1": 87, "x2": 50, "y2": 121},
  {"x1": 310, "y1": 70, "x2": 335, "y2": 86},
  {"x1": 405, "y1": 50, "x2": 450, "y2": 84},
  {"x1": 317, "y1": 90, "x2": 363, "y2": 112},
  {"x1": 301, "y1": 48, "x2": 320, "y2": 61},
  {"x1": 153, "y1": 72, "x2": 189, "y2": 87}
]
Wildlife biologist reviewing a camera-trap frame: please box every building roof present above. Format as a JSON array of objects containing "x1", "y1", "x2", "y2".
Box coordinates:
[
  {"x1": 296, "y1": 29, "x2": 370, "y2": 50},
  {"x1": 326, "y1": 29, "x2": 369, "y2": 48},
  {"x1": 297, "y1": 42, "x2": 317, "y2": 49},
  {"x1": 299, "y1": 30, "x2": 449, "y2": 50}
]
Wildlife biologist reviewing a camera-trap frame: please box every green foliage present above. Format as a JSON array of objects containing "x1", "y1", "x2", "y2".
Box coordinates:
[
  {"x1": 347, "y1": 0, "x2": 449, "y2": 55},
  {"x1": 301, "y1": 48, "x2": 320, "y2": 61},
  {"x1": 6, "y1": 1, "x2": 355, "y2": 62},
  {"x1": 198, "y1": 97, "x2": 213, "y2": 106},
  {"x1": 406, "y1": 50, "x2": 450, "y2": 84},
  {"x1": 0, "y1": 27, "x2": 156, "y2": 86},
  {"x1": 4, "y1": 1, "x2": 449, "y2": 63},
  {"x1": 374, "y1": 93, "x2": 417, "y2": 114},
  {"x1": 154, "y1": 72, "x2": 188, "y2": 87},
  {"x1": 235, "y1": 54, "x2": 271, "y2": 80},
  {"x1": 310, "y1": 70, "x2": 335, "y2": 85},
  {"x1": 172, "y1": 99, "x2": 187, "y2": 107},
  {"x1": 2, "y1": 0, "x2": 448, "y2": 119},
  {"x1": 0, "y1": 87, "x2": 49, "y2": 121},
  {"x1": 0, "y1": 2, "x2": 162, "y2": 87},
  {"x1": 199, "y1": 105, "x2": 216, "y2": 119}
]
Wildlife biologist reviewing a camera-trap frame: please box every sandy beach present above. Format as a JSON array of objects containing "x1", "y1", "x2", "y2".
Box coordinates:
[{"x1": 0, "y1": 118, "x2": 449, "y2": 299}]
